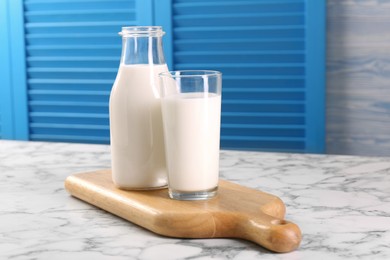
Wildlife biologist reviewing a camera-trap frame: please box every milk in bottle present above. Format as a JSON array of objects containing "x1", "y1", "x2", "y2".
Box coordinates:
[{"x1": 109, "y1": 26, "x2": 168, "y2": 189}]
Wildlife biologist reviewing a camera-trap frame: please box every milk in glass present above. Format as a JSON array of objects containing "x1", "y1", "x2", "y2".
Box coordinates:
[{"x1": 161, "y1": 93, "x2": 221, "y2": 192}]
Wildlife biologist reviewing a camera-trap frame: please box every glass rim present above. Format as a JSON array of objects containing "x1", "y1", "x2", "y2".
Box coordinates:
[
  {"x1": 159, "y1": 70, "x2": 222, "y2": 78},
  {"x1": 119, "y1": 26, "x2": 164, "y2": 37}
]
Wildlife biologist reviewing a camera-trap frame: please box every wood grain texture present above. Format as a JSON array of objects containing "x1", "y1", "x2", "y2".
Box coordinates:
[
  {"x1": 327, "y1": 0, "x2": 390, "y2": 156},
  {"x1": 64, "y1": 169, "x2": 301, "y2": 253}
]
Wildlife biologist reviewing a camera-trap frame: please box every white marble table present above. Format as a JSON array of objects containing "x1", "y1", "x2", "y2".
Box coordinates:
[{"x1": 0, "y1": 140, "x2": 389, "y2": 259}]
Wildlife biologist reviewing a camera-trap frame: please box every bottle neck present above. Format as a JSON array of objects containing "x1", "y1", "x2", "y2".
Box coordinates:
[{"x1": 121, "y1": 36, "x2": 166, "y2": 65}]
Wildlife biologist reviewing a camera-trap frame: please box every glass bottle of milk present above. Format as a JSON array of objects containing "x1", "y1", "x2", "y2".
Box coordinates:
[{"x1": 109, "y1": 26, "x2": 168, "y2": 189}]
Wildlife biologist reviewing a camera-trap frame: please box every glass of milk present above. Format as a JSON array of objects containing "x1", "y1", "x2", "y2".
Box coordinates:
[{"x1": 159, "y1": 70, "x2": 222, "y2": 200}]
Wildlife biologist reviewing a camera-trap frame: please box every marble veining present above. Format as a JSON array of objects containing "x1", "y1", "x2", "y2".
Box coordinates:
[{"x1": 1, "y1": 140, "x2": 390, "y2": 259}]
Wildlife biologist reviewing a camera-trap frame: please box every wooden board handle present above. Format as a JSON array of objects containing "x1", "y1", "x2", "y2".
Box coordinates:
[{"x1": 234, "y1": 212, "x2": 301, "y2": 253}]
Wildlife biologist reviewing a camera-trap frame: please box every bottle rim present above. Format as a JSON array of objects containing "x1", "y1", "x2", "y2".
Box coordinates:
[{"x1": 119, "y1": 26, "x2": 165, "y2": 37}]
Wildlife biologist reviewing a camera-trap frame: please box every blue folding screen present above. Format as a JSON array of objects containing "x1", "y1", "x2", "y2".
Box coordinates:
[{"x1": 0, "y1": 0, "x2": 325, "y2": 153}]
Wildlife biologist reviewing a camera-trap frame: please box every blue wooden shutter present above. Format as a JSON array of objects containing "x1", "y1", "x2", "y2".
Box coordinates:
[
  {"x1": 3, "y1": 0, "x2": 325, "y2": 153},
  {"x1": 23, "y1": 0, "x2": 146, "y2": 144},
  {"x1": 166, "y1": 0, "x2": 326, "y2": 153}
]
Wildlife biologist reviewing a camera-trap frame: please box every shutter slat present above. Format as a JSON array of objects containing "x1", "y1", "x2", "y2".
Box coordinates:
[
  {"x1": 27, "y1": 33, "x2": 118, "y2": 38},
  {"x1": 222, "y1": 104, "x2": 304, "y2": 113},
  {"x1": 28, "y1": 44, "x2": 119, "y2": 49},
  {"x1": 30, "y1": 112, "x2": 108, "y2": 118},
  {"x1": 26, "y1": 21, "x2": 132, "y2": 28},
  {"x1": 176, "y1": 57, "x2": 304, "y2": 63},
  {"x1": 223, "y1": 75, "x2": 304, "y2": 80},
  {"x1": 30, "y1": 134, "x2": 109, "y2": 143},
  {"x1": 29, "y1": 90, "x2": 109, "y2": 95},
  {"x1": 29, "y1": 101, "x2": 108, "y2": 106},
  {"x1": 175, "y1": 50, "x2": 305, "y2": 55},
  {"x1": 29, "y1": 79, "x2": 113, "y2": 83},
  {"x1": 27, "y1": 57, "x2": 119, "y2": 68},
  {"x1": 223, "y1": 88, "x2": 304, "y2": 92},
  {"x1": 174, "y1": 38, "x2": 304, "y2": 51},
  {"x1": 24, "y1": 0, "x2": 133, "y2": 12},
  {"x1": 25, "y1": 14, "x2": 135, "y2": 23},
  {"x1": 29, "y1": 104, "x2": 108, "y2": 113},
  {"x1": 30, "y1": 123, "x2": 109, "y2": 130},
  {"x1": 175, "y1": 63, "x2": 304, "y2": 69},
  {"x1": 174, "y1": 12, "x2": 304, "y2": 19},
  {"x1": 221, "y1": 136, "x2": 305, "y2": 142},
  {"x1": 222, "y1": 124, "x2": 304, "y2": 129},
  {"x1": 173, "y1": 0, "x2": 303, "y2": 6},
  {"x1": 30, "y1": 112, "x2": 108, "y2": 125},
  {"x1": 222, "y1": 112, "x2": 304, "y2": 116},
  {"x1": 174, "y1": 5, "x2": 303, "y2": 15},
  {"x1": 25, "y1": 8, "x2": 134, "y2": 15},
  {"x1": 29, "y1": 95, "x2": 109, "y2": 103},
  {"x1": 223, "y1": 100, "x2": 304, "y2": 105},
  {"x1": 27, "y1": 45, "x2": 121, "y2": 56},
  {"x1": 28, "y1": 68, "x2": 117, "y2": 72},
  {"x1": 174, "y1": 25, "x2": 304, "y2": 32}
]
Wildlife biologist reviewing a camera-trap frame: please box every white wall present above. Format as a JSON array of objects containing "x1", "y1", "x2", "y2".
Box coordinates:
[{"x1": 327, "y1": 0, "x2": 390, "y2": 156}]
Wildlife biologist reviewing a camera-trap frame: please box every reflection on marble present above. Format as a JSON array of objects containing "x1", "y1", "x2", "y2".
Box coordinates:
[{"x1": 0, "y1": 140, "x2": 390, "y2": 259}]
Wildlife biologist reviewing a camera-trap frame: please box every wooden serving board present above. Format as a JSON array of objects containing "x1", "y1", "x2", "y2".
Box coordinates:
[{"x1": 65, "y1": 169, "x2": 301, "y2": 253}]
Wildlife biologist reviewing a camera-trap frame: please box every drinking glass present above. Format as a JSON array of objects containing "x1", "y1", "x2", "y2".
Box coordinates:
[{"x1": 159, "y1": 70, "x2": 222, "y2": 200}]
